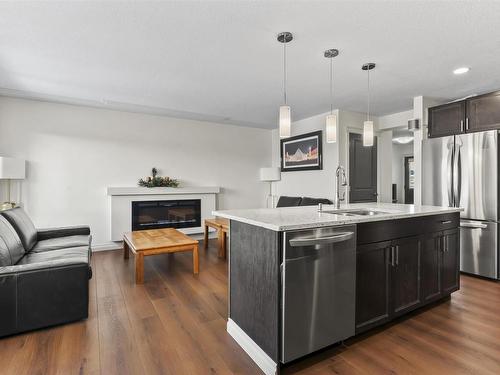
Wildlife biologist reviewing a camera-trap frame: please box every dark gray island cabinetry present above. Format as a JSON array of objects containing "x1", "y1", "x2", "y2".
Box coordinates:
[{"x1": 215, "y1": 204, "x2": 461, "y2": 375}]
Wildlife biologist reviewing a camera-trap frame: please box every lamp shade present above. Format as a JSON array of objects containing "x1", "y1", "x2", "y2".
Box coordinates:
[
  {"x1": 326, "y1": 114, "x2": 337, "y2": 143},
  {"x1": 279, "y1": 105, "x2": 291, "y2": 138},
  {"x1": 0, "y1": 157, "x2": 25, "y2": 179},
  {"x1": 363, "y1": 121, "x2": 374, "y2": 147},
  {"x1": 259, "y1": 167, "x2": 281, "y2": 182}
]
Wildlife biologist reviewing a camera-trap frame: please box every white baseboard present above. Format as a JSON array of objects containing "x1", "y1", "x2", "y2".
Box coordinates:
[
  {"x1": 91, "y1": 232, "x2": 218, "y2": 252},
  {"x1": 92, "y1": 242, "x2": 122, "y2": 252},
  {"x1": 226, "y1": 319, "x2": 277, "y2": 375}
]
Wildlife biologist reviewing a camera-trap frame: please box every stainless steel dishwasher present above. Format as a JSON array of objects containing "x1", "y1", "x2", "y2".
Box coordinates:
[{"x1": 281, "y1": 225, "x2": 356, "y2": 363}]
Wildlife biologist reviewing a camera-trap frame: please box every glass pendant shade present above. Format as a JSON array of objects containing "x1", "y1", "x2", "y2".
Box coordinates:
[
  {"x1": 363, "y1": 120, "x2": 374, "y2": 146},
  {"x1": 279, "y1": 105, "x2": 291, "y2": 138},
  {"x1": 326, "y1": 114, "x2": 337, "y2": 143}
]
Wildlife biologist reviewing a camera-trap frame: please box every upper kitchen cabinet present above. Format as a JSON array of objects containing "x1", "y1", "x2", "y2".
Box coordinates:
[
  {"x1": 428, "y1": 101, "x2": 465, "y2": 138},
  {"x1": 466, "y1": 91, "x2": 500, "y2": 132},
  {"x1": 428, "y1": 90, "x2": 500, "y2": 138}
]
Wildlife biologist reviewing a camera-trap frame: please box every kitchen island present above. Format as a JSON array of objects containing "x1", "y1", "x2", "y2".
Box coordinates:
[{"x1": 213, "y1": 203, "x2": 462, "y2": 375}]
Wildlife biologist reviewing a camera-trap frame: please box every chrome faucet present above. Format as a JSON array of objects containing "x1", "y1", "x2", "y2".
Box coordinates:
[{"x1": 335, "y1": 165, "x2": 347, "y2": 209}]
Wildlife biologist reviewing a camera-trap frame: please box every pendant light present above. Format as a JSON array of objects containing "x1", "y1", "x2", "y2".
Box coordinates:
[
  {"x1": 362, "y1": 62, "x2": 376, "y2": 147},
  {"x1": 324, "y1": 49, "x2": 339, "y2": 143},
  {"x1": 278, "y1": 32, "x2": 293, "y2": 138}
]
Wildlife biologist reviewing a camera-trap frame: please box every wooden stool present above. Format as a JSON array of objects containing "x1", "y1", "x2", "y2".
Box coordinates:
[
  {"x1": 123, "y1": 228, "x2": 199, "y2": 284},
  {"x1": 204, "y1": 217, "x2": 229, "y2": 258}
]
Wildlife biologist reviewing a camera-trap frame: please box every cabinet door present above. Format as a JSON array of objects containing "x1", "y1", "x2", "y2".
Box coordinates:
[
  {"x1": 466, "y1": 91, "x2": 500, "y2": 133},
  {"x1": 421, "y1": 232, "x2": 442, "y2": 302},
  {"x1": 428, "y1": 101, "x2": 465, "y2": 138},
  {"x1": 391, "y1": 236, "x2": 421, "y2": 316},
  {"x1": 355, "y1": 241, "x2": 391, "y2": 333},
  {"x1": 441, "y1": 228, "x2": 460, "y2": 294}
]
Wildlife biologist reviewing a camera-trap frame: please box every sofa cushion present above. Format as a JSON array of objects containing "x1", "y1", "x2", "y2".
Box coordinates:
[
  {"x1": 276, "y1": 196, "x2": 302, "y2": 208},
  {"x1": 1, "y1": 207, "x2": 38, "y2": 251},
  {"x1": 0, "y1": 216, "x2": 25, "y2": 265},
  {"x1": 31, "y1": 235, "x2": 91, "y2": 253},
  {"x1": 15, "y1": 246, "x2": 89, "y2": 268},
  {"x1": 300, "y1": 197, "x2": 333, "y2": 206}
]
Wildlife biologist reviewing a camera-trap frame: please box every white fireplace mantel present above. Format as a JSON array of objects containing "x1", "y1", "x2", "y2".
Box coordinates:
[
  {"x1": 107, "y1": 186, "x2": 220, "y2": 241},
  {"x1": 107, "y1": 186, "x2": 220, "y2": 196}
]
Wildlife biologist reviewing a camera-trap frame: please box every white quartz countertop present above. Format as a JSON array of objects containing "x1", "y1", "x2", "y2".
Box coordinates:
[{"x1": 213, "y1": 203, "x2": 462, "y2": 231}]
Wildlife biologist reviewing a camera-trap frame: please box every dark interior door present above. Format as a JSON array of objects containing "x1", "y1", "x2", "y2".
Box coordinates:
[
  {"x1": 349, "y1": 133, "x2": 377, "y2": 203},
  {"x1": 404, "y1": 156, "x2": 414, "y2": 204}
]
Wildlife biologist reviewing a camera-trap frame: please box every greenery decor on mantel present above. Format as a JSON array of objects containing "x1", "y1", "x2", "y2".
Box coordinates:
[{"x1": 138, "y1": 168, "x2": 179, "y2": 188}]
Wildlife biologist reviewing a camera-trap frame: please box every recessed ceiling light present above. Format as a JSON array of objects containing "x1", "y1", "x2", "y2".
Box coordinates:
[{"x1": 453, "y1": 67, "x2": 470, "y2": 75}]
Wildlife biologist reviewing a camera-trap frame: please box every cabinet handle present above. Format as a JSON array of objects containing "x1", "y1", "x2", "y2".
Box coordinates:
[
  {"x1": 442, "y1": 236, "x2": 448, "y2": 253},
  {"x1": 390, "y1": 246, "x2": 395, "y2": 267},
  {"x1": 395, "y1": 245, "x2": 399, "y2": 266},
  {"x1": 441, "y1": 220, "x2": 452, "y2": 225},
  {"x1": 466, "y1": 117, "x2": 469, "y2": 131},
  {"x1": 460, "y1": 120, "x2": 464, "y2": 132}
]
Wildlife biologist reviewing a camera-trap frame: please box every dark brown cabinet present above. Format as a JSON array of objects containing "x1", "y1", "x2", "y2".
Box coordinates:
[
  {"x1": 428, "y1": 101, "x2": 465, "y2": 138},
  {"x1": 428, "y1": 90, "x2": 500, "y2": 138},
  {"x1": 441, "y1": 228, "x2": 460, "y2": 294},
  {"x1": 355, "y1": 241, "x2": 391, "y2": 332},
  {"x1": 356, "y1": 236, "x2": 422, "y2": 333},
  {"x1": 355, "y1": 214, "x2": 460, "y2": 334},
  {"x1": 421, "y1": 232, "x2": 442, "y2": 302},
  {"x1": 420, "y1": 229, "x2": 460, "y2": 302},
  {"x1": 466, "y1": 91, "x2": 500, "y2": 132},
  {"x1": 391, "y1": 236, "x2": 421, "y2": 316}
]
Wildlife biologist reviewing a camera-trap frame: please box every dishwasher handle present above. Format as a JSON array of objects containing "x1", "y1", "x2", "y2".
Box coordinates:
[
  {"x1": 289, "y1": 231, "x2": 354, "y2": 247},
  {"x1": 460, "y1": 221, "x2": 488, "y2": 229}
]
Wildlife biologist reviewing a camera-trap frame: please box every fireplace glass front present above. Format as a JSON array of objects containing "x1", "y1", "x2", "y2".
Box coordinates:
[{"x1": 131, "y1": 199, "x2": 201, "y2": 231}]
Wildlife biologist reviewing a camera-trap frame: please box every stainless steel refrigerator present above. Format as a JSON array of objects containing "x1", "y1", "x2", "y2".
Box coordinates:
[{"x1": 423, "y1": 130, "x2": 499, "y2": 279}]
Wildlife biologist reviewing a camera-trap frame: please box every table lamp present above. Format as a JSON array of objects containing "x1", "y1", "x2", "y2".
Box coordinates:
[
  {"x1": 259, "y1": 167, "x2": 281, "y2": 208},
  {"x1": 0, "y1": 157, "x2": 26, "y2": 210}
]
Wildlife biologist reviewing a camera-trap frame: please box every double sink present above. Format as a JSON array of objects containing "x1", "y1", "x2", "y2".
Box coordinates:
[{"x1": 321, "y1": 208, "x2": 390, "y2": 217}]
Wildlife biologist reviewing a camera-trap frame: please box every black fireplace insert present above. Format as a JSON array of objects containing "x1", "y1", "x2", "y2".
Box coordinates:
[{"x1": 131, "y1": 199, "x2": 201, "y2": 231}]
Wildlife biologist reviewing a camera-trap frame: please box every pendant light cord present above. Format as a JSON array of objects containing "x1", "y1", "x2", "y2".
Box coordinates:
[
  {"x1": 330, "y1": 57, "x2": 333, "y2": 114},
  {"x1": 367, "y1": 67, "x2": 370, "y2": 121},
  {"x1": 283, "y1": 41, "x2": 287, "y2": 105}
]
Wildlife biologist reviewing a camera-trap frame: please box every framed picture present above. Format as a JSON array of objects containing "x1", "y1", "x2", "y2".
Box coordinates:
[{"x1": 280, "y1": 130, "x2": 323, "y2": 172}]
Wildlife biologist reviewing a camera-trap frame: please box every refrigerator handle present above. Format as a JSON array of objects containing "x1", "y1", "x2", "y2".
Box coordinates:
[
  {"x1": 447, "y1": 143, "x2": 454, "y2": 207},
  {"x1": 454, "y1": 144, "x2": 462, "y2": 208}
]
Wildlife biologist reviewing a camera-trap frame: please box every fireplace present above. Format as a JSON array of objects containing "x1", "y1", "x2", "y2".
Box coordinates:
[{"x1": 131, "y1": 199, "x2": 201, "y2": 231}]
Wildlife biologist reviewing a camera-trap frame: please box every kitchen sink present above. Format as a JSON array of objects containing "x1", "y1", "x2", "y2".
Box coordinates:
[{"x1": 321, "y1": 209, "x2": 390, "y2": 216}]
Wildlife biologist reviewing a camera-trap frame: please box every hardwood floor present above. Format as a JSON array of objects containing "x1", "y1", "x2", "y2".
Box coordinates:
[{"x1": 0, "y1": 240, "x2": 499, "y2": 375}]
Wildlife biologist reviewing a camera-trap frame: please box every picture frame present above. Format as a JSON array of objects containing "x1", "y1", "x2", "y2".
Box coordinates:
[{"x1": 280, "y1": 130, "x2": 323, "y2": 172}]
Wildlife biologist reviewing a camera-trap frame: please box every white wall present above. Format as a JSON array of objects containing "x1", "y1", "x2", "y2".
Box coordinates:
[
  {"x1": 0, "y1": 97, "x2": 272, "y2": 247},
  {"x1": 271, "y1": 109, "x2": 382, "y2": 202},
  {"x1": 271, "y1": 110, "x2": 339, "y2": 201},
  {"x1": 378, "y1": 130, "x2": 393, "y2": 203},
  {"x1": 392, "y1": 143, "x2": 413, "y2": 203}
]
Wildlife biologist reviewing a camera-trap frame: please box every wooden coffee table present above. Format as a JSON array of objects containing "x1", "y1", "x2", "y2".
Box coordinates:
[{"x1": 123, "y1": 228, "x2": 199, "y2": 284}]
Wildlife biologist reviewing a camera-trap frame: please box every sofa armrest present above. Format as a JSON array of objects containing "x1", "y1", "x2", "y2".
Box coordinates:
[
  {"x1": 0, "y1": 261, "x2": 90, "y2": 337},
  {"x1": 37, "y1": 226, "x2": 91, "y2": 241}
]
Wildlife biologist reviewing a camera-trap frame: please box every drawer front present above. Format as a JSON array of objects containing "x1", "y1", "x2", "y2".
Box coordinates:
[{"x1": 357, "y1": 213, "x2": 459, "y2": 245}]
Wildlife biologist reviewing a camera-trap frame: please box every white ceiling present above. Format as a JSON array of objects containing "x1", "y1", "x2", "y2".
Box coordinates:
[{"x1": 1, "y1": 1, "x2": 500, "y2": 129}]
